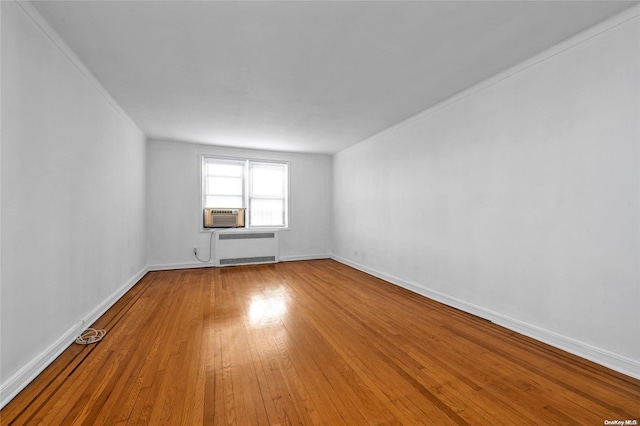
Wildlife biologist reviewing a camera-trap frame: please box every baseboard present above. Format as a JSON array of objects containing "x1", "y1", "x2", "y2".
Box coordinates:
[
  {"x1": 331, "y1": 255, "x2": 640, "y2": 380},
  {"x1": 0, "y1": 266, "x2": 149, "y2": 409},
  {"x1": 148, "y1": 261, "x2": 214, "y2": 271},
  {"x1": 279, "y1": 254, "x2": 331, "y2": 262}
]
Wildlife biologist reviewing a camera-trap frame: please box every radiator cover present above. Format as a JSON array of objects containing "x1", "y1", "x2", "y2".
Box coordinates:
[{"x1": 214, "y1": 230, "x2": 279, "y2": 267}]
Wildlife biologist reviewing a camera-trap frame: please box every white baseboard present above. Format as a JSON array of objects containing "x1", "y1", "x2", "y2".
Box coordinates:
[
  {"x1": 331, "y1": 255, "x2": 640, "y2": 380},
  {"x1": 148, "y1": 261, "x2": 214, "y2": 271},
  {"x1": 0, "y1": 266, "x2": 149, "y2": 409}
]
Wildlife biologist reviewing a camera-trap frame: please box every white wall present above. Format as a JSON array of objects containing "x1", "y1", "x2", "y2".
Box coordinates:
[
  {"x1": 332, "y1": 10, "x2": 640, "y2": 377},
  {"x1": 146, "y1": 140, "x2": 331, "y2": 269},
  {"x1": 1, "y1": 1, "x2": 147, "y2": 405}
]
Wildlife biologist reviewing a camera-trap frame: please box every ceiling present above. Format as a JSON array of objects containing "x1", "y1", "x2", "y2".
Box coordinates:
[{"x1": 31, "y1": 1, "x2": 637, "y2": 154}]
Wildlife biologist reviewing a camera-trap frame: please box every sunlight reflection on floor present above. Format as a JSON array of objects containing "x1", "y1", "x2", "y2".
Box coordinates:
[{"x1": 248, "y1": 288, "x2": 288, "y2": 326}]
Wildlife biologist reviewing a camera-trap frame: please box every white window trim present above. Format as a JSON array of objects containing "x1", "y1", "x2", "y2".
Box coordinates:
[{"x1": 200, "y1": 154, "x2": 290, "y2": 232}]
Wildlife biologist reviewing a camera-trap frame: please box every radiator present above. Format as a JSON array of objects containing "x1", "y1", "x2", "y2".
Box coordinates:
[{"x1": 213, "y1": 230, "x2": 280, "y2": 267}]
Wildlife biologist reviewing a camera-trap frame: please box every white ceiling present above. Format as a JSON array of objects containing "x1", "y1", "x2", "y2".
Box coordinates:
[{"x1": 31, "y1": 1, "x2": 637, "y2": 154}]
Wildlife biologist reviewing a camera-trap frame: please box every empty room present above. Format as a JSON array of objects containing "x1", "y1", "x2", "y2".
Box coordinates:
[{"x1": 1, "y1": 0, "x2": 639, "y2": 424}]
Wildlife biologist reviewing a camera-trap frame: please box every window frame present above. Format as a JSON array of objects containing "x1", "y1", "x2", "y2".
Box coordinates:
[{"x1": 200, "y1": 155, "x2": 290, "y2": 231}]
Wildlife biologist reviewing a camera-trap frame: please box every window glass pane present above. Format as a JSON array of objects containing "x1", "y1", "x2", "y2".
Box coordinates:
[
  {"x1": 252, "y1": 165, "x2": 285, "y2": 197},
  {"x1": 205, "y1": 161, "x2": 243, "y2": 177},
  {"x1": 250, "y1": 198, "x2": 285, "y2": 226},
  {"x1": 206, "y1": 177, "x2": 242, "y2": 196},
  {"x1": 205, "y1": 195, "x2": 243, "y2": 208}
]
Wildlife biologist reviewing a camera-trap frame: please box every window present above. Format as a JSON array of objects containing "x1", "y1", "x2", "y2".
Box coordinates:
[{"x1": 202, "y1": 156, "x2": 289, "y2": 228}]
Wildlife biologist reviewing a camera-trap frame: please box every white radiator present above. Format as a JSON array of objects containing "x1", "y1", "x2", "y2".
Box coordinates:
[{"x1": 213, "y1": 230, "x2": 280, "y2": 267}]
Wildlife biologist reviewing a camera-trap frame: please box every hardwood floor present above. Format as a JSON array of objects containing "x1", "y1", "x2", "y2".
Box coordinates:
[{"x1": 2, "y1": 259, "x2": 638, "y2": 425}]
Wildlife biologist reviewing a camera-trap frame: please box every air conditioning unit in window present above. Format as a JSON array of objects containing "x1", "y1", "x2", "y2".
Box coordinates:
[{"x1": 203, "y1": 208, "x2": 245, "y2": 228}]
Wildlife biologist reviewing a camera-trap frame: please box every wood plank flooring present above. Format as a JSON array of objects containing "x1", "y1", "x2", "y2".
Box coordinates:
[{"x1": 1, "y1": 259, "x2": 638, "y2": 424}]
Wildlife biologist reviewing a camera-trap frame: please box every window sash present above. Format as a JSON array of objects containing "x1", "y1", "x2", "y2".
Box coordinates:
[
  {"x1": 249, "y1": 162, "x2": 287, "y2": 227},
  {"x1": 249, "y1": 198, "x2": 286, "y2": 227},
  {"x1": 203, "y1": 158, "x2": 245, "y2": 209}
]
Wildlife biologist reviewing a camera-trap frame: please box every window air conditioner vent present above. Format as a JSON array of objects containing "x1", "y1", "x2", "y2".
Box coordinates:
[{"x1": 203, "y1": 208, "x2": 245, "y2": 228}]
